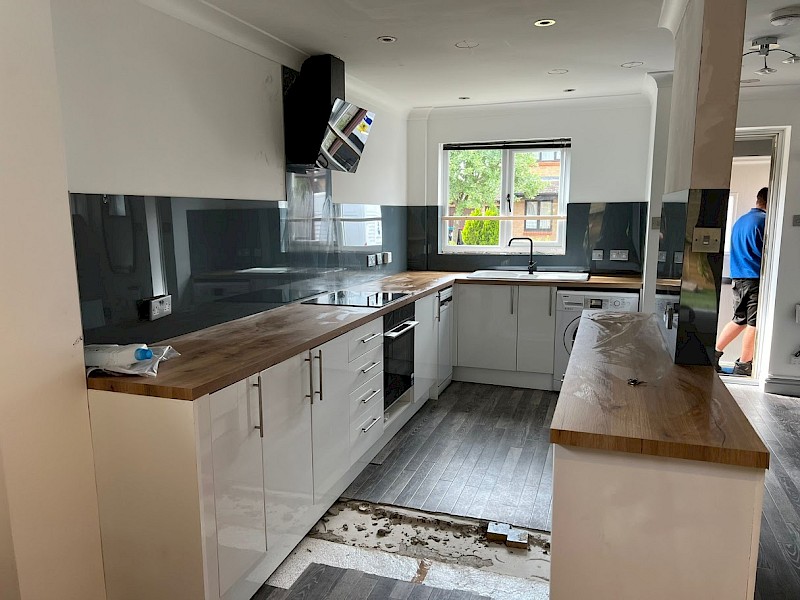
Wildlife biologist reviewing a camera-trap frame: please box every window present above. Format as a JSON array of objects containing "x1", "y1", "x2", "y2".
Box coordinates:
[{"x1": 440, "y1": 140, "x2": 570, "y2": 254}]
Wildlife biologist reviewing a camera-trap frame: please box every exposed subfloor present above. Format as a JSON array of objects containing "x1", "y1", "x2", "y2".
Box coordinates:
[
  {"x1": 254, "y1": 563, "x2": 491, "y2": 599},
  {"x1": 343, "y1": 382, "x2": 558, "y2": 531},
  {"x1": 730, "y1": 384, "x2": 800, "y2": 599}
]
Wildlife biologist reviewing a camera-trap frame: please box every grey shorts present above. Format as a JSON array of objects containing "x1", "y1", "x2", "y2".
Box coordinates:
[{"x1": 732, "y1": 278, "x2": 759, "y2": 327}]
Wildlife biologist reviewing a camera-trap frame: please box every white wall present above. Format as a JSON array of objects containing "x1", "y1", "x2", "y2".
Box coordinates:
[
  {"x1": 0, "y1": 0, "x2": 106, "y2": 597},
  {"x1": 408, "y1": 95, "x2": 653, "y2": 207},
  {"x1": 51, "y1": 0, "x2": 285, "y2": 200},
  {"x1": 736, "y1": 85, "x2": 800, "y2": 387},
  {"x1": 331, "y1": 78, "x2": 409, "y2": 206}
]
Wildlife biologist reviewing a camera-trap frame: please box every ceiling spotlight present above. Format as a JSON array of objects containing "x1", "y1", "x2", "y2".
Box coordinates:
[
  {"x1": 458, "y1": 96, "x2": 470, "y2": 100},
  {"x1": 455, "y1": 40, "x2": 479, "y2": 49},
  {"x1": 564, "y1": 88, "x2": 576, "y2": 93},
  {"x1": 534, "y1": 19, "x2": 556, "y2": 27},
  {"x1": 620, "y1": 61, "x2": 644, "y2": 68},
  {"x1": 771, "y1": 6, "x2": 800, "y2": 26},
  {"x1": 377, "y1": 35, "x2": 397, "y2": 43},
  {"x1": 756, "y1": 64, "x2": 778, "y2": 75},
  {"x1": 782, "y1": 54, "x2": 800, "y2": 64},
  {"x1": 547, "y1": 69, "x2": 569, "y2": 75},
  {"x1": 740, "y1": 79, "x2": 761, "y2": 84}
]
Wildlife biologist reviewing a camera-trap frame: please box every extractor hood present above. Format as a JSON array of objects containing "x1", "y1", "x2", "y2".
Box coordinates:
[{"x1": 283, "y1": 54, "x2": 375, "y2": 173}]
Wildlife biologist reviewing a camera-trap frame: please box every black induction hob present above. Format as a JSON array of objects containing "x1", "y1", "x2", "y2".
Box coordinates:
[{"x1": 301, "y1": 291, "x2": 409, "y2": 308}]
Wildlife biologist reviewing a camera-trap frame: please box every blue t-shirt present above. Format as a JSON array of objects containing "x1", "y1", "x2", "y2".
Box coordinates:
[{"x1": 730, "y1": 208, "x2": 765, "y2": 279}]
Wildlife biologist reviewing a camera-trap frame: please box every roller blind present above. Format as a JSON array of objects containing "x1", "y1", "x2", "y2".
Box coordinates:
[{"x1": 442, "y1": 138, "x2": 571, "y2": 151}]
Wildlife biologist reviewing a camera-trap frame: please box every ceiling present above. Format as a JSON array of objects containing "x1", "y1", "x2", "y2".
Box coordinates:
[
  {"x1": 742, "y1": 1, "x2": 800, "y2": 88},
  {"x1": 199, "y1": 0, "x2": 800, "y2": 107},
  {"x1": 205, "y1": 0, "x2": 676, "y2": 107}
]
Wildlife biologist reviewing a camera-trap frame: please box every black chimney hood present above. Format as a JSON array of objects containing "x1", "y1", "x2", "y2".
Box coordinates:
[{"x1": 283, "y1": 54, "x2": 375, "y2": 173}]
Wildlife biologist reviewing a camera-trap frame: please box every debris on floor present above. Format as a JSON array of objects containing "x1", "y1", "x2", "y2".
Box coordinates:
[{"x1": 307, "y1": 500, "x2": 551, "y2": 584}]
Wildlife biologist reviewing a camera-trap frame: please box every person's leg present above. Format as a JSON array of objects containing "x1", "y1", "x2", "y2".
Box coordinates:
[
  {"x1": 741, "y1": 325, "x2": 757, "y2": 363},
  {"x1": 716, "y1": 321, "x2": 746, "y2": 352}
]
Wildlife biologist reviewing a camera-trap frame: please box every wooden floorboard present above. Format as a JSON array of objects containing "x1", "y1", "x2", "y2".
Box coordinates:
[
  {"x1": 253, "y1": 564, "x2": 489, "y2": 600},
  {"x1": 729, "y1": 384, "x2": 800, "y2": 599},
  {"x1": 342, "y1": 381, "x2": 559, "y2": 529}
]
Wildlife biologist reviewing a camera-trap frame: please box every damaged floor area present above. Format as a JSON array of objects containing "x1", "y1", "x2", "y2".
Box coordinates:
[{"x1": 264, "y1": 500, "x2": 550, "y2": 600}]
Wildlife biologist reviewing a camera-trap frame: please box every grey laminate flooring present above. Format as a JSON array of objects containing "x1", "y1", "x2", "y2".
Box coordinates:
[
  {"x1": 730, "y1": 384, "x2": 800, "y2": 599},
  {"x1": 343, "y1": 381, "x2": 558, "y2": 531},
  {"x1": 252, "y1": 563, "x2": 490, "y2": 600}
]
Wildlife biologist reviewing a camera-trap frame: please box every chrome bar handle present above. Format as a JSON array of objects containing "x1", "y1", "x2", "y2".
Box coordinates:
[
  {"x1": 360, "y1": 389, "x2": 381, "y2": 404},
  {"x1": 361, "y1": 361, "x2": 380, "y2": 374},
  {"x1": 304, "y1": 352, "x2": 314, "y2": 404},
  {"x1": 315, "y1": 350, "x2": 323, "y2": 402},
  {"x1": 549, "y1": 288, "x2": 554, "y2": 317},
  {"x1": 510, "y1": 286, "x2": 514, "y2": 314},
  {"x1": 252, "y1": 376, "x2": 264, "y2": 438},
  {"x1": 361, "y1": 417, "x2": 380, "y2": 434},
  {"x1": 361, "y1": 332, "x2": 382, "y2": 344}
]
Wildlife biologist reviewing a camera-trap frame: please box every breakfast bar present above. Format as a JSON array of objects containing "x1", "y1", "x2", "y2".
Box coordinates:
[{"x1": 549, "y1": 311, "x2": 769, "y2": 600}]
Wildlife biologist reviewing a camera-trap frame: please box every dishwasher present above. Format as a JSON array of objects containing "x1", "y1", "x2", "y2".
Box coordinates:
[{"x1": 436, "y1": 287, "x2": 453, "y2": 394}]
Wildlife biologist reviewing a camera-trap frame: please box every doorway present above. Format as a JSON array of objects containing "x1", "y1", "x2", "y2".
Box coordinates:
[{"x1": 717, "y1": 130, "x2": 786, "y2": 382}]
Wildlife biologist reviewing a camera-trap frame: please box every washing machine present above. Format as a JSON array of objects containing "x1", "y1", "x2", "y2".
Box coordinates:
[{"x1": 553, "y1": 291, "x2": 640, "y2": 390}]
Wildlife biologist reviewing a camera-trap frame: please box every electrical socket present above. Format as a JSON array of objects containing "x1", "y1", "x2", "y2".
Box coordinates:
[
  {"x1": 791, "y1": 352, "x2": 800, "y2": 365},
  {"x1": 592, "y1": 249, "x2": 604, "y2": 261},
  {"x1": 382, "y1": 251, "x2": 393, "y2": 264},
  {"x1": 137, "y1": 294, "x2": 172, "y2": 321},
  {"x1": 609, "y1": 249, "x2": 629, "y2": 261},
  {"x1": 367, "y1": 254, "x2": 377, "y2": 267},
  {"x1": 375, "y1": 253, "x2": 384, "y2": 265}
]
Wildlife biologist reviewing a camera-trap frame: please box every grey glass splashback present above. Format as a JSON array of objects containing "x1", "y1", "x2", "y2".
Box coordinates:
[
  {"x1": 408, "y1": 202, "x2": 647, "y2": 275},
  {"x1": 69, "y1": 188, "x2": 406, "y2": 345}
]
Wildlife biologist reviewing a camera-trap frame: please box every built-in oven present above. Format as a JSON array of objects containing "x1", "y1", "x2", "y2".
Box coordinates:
[{"x1": 383, "y1": 303, "x2": 418, "y2": 411}]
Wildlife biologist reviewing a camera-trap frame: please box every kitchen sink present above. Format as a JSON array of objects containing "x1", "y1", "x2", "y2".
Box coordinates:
[{"x1": 466, "y1": 270, "x2": 589, "y2": 282}]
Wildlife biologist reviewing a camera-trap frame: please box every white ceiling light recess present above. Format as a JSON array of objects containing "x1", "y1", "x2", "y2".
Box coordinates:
[{"x1": 534, "y1": 19, "x2": 556, "y2": 27}]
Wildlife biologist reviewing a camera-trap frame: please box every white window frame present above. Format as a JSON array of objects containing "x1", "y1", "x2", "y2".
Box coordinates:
[{"x1": 440, "y1": 145, "x2": 570, "y2": 255}]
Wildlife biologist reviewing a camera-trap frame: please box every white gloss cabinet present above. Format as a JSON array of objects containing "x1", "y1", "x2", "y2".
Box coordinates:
[
  {"x1": 258, "y1": 354, "x2": 315, "y2": 577},
  {"x1": 209, "y1": 378, "x2": 267, "y2": 599},
  {"x1": 456, "y1": 284, "x2": 519, "y2": 371},
  {"x1": 516, "y1": 286, "x2": 556, "y2": 373},
  {"x1": 414, "y1": 293, "x2": 438, "y2": 403}
]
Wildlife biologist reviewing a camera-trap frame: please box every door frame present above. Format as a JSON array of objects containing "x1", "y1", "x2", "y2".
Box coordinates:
[{"x1": 726, "y1": 126, "x2": 790, "y2": 384}]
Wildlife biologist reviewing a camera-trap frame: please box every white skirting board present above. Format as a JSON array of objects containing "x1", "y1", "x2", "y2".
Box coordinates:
[
  {"x1": 550, "y1": 445, "x2": 764, "y2": 600},
  {"x1": 764, "y1": 376, "x2": 800, "y2": 397},
  {"x1": 452, "y1": 366, "x2": 554, "y2": 391}
]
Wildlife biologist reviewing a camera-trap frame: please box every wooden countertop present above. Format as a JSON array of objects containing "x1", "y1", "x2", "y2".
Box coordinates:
[
  {"x1": 456, "y1": 274, "x2": 642, "y2": 290},
  {"x1": 550, "y1": 311, "x2": 769, "y2": 469},
  {"x1": 87, "y1": 270, "x2": 643, "y2": 401}
]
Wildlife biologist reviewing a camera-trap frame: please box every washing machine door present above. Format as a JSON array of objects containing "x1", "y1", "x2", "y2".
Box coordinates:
[{"x1": 563, "y1": 315, "x2": 582, "y2": 355}]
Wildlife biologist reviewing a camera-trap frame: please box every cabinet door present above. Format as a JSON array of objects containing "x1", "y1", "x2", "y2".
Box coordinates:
[
  {"x1": 261, "y1": 354, "x2": 315, "y2": 570},
  {"x1": 209, "y1": 378, "x2": 267, "y2": 598},
  {"x1": 414, "y1": 294, "x2": 438, "y2": 403},
  {"x1": 456, "y1": 284, "x2": 519, "y2": 371},
  {"x1": 311, "y1": 334, "x2": 352, "y2": 505},
  {"x1": 438, "y1": 298, "x2": 453, "y2": 386},
  {"x1": 516, "y1": 286, "x2": 556, "y2": 374}
]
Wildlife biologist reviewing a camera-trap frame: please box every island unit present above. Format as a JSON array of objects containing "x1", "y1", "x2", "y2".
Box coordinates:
[{"x1": 549, "y1": 311, "x2": 769, "y2": 600}]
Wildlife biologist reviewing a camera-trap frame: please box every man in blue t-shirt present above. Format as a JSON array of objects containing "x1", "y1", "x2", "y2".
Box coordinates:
[{"x1": 713, "y1": 187, "x2": 768, "y2": 376}]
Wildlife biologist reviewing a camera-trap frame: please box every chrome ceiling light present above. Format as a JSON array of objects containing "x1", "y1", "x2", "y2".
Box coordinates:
[{"x1": 743, "y1": 36, "x2": 799, "y2": 75}]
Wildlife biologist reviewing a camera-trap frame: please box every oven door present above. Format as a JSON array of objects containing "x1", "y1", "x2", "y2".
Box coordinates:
[{"x1": 383, "y1": 310, "x2": 418, "y2": 411}]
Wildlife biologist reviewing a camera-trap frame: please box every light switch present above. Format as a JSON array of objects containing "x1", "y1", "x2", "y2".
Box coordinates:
[
  {"x1": 691, "y1": 227, "x2": 722, "y2": 253},
  {"x1": 793, "y1": 215, "x2": 800, "y2": 227},
  {"x1": 651, "y1": 216, "x2": 662, "y2": 230},
  {"x1": 674, "y1": 252, "x2": 684, "y2": 265},
  {"x1": 592, "y1": 249, "x2": 604, "y2": 261},
  {"x1": 658, "y1": 251, "x2": 667, "y2": 262}
]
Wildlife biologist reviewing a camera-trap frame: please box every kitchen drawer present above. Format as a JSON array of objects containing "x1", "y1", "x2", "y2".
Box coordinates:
[
  {"x1": 348, "y1": 319, "x2": 383, "y2": 363},
  {"x1": 350, "y1": 345, "x2": 383, "y2": 391},
  {"x1": 350, "y1": 371, "x2": 383, "y2": 423},
  {"x1": 350, "y1": 400, "x2": 384, "y2": 467}
]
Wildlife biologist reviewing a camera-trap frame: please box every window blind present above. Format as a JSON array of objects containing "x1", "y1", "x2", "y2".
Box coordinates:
[{"x1": 442, "y1": 138, "x2": 571, "y2": 151}]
